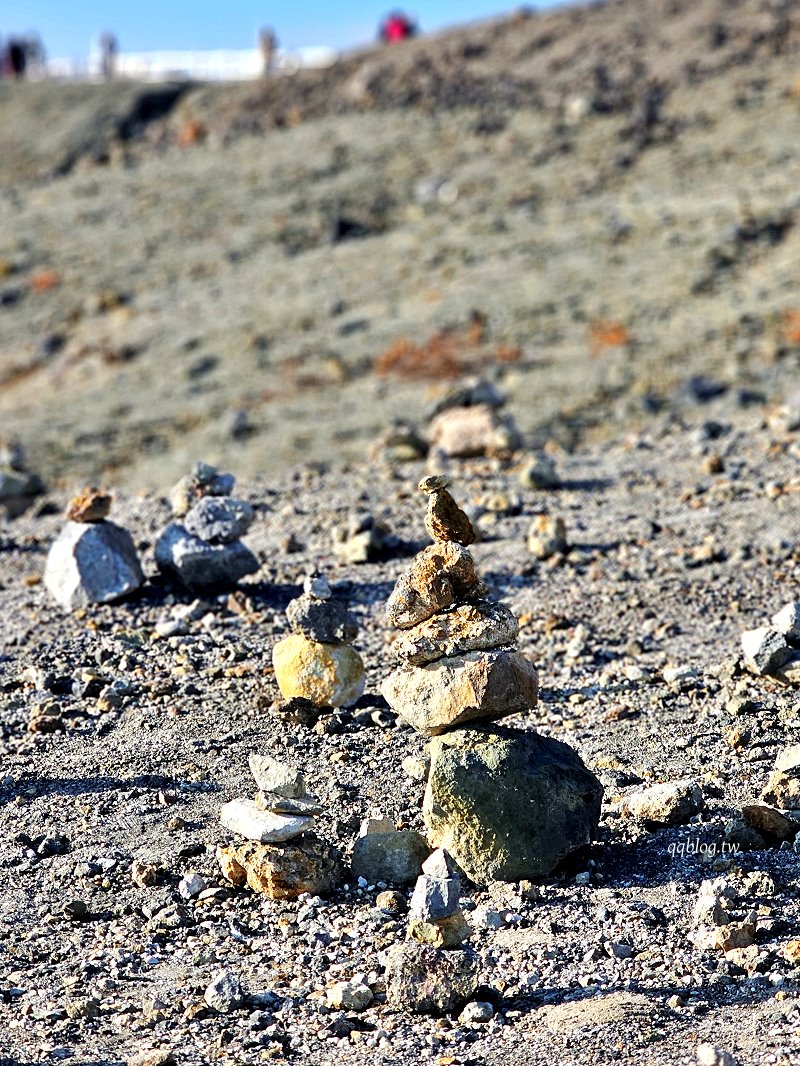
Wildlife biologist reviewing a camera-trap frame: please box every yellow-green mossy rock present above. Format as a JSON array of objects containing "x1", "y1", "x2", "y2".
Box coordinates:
[{"x1": 272, "y1": 634, "x2": 365, "y2": 707}]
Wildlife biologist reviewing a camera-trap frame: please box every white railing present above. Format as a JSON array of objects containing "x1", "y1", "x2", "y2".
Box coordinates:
[{"x1": 44, "y1": 46, "x2": 337, "y2": 82}]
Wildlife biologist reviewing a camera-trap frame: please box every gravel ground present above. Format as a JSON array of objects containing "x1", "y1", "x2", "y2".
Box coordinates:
[
  {"x1": 3, "y1": 1, "x2": 800, "y2": 1061},
  {"x1": 2, "y1": 398, "x2": 800, "y2": 1065}
]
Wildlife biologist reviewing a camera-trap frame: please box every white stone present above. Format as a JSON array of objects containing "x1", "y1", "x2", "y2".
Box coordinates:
[
  {"x1": 219, "y1": 798, "x2": 313, "y2": 843},
  {"x1": 741, "y1": 627, "x2": 792, "y2": 675},
  {"x1": 771, "y1": 602, "x2": 800, "y2": 642}
]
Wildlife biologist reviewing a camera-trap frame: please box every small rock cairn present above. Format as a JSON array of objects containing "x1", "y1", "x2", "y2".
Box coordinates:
[
  {"x1": 382, "y1": 475, "x2": 603, "y2": 885},
  {"x1": 272, "y1": 572, "x2": 365, "y2": 709},
  {"x1": 380, "y1": 475, "x2": 603, "y2": 1013},
  {"x1": 155, "y1": 462, "x2": 258, "y2": 590},
  {"x1": 44, "y1": 487, "x2": 144, "y2": 611},
  {"x1": 217, "y1": 753, "x2": 342, "y2": 900}
]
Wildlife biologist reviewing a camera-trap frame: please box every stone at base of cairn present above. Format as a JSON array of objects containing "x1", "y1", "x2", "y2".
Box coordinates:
[
  {"x1": 423, "y1": 724, "x2": 603, "y2": 884},
  {"x1": 217, "y1": 837, "x2": 342, "y2": 900}
]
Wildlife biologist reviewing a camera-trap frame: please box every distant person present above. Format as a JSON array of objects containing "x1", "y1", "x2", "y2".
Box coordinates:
[
  {"x1": 8, "y1": 37, "x2": 26, "y2": 78},
  {"x1": 259, "y1": 27, "x2": 278, "y2": 76},
  {"x1": 98, "y1": 32, "x2": 118, "y2": 79},
  {"x1": 379, "y1": 11, "x2": 418, "y2": 44}
]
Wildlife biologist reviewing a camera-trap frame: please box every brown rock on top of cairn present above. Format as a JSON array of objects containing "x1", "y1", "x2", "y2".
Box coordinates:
[
  {"x1": 65, "y1": 487, "x2": 113, "y2": 523},
  {"x1": 382, "y1": 475, "x2": 537, "y2": 735},
  {"x1": 419, "y1": 475, "x2": 475, "y2": 547}
]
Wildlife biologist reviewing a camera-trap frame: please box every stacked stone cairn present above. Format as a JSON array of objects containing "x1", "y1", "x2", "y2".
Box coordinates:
[
  {"x1": 272, "y1": 572, "x2": 365, "y2": 708},
  {"x1": 155, "y1": 462, "x2": 258, "y2": 590},
  {"x1": 382, "y1": 475, "x2": 603, "y2": 885},
  {"x1": 0, "y1": 438, "x2": 43, "y2": 518},
  {"x1": 44, "y1": 488, "x2": 144, "y2": 611},
  {"x1": 217, "y1": 753, "x2": 342, "y2": 900},
  {"x1": 381, "y1": 475, "x2": 603, "y2": 1013}
]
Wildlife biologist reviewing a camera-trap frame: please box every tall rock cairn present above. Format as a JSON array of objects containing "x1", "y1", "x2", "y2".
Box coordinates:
[
  {"x1": 382, "y1": 475, "x2": 602, "y2": 886},
  {"x1": 382, "y1": 474, "x2": 537, "y2": 737}
]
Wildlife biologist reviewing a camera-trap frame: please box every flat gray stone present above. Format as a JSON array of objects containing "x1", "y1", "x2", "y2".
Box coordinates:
[
  {"x1": 44, "y1": 520, "x2": 144, "y2": 612},
  {"x1": 155, "y1": 523, "x2": 258, "y2": 589},
  {"x1": 219, "y1": 798, "x2": 314, "y2": 843}
]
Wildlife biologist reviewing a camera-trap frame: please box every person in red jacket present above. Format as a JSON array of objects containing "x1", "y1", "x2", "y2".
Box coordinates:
[{"x1": 379, "y1": 11, "x2": 418, "y2": 43}]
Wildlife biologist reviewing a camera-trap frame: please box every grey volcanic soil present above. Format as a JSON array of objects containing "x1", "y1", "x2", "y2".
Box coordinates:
[
  {"x1": 1, "y1": 408, "x2": 800, "y2": 1065},
  {"x1": 3, "y1": 1, "x2": 800, "y2": 1064}
]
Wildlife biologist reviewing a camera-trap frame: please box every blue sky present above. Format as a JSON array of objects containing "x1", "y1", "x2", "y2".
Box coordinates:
[{"x1": 3, "y1": 2, "x2": 561, "y2": 59}]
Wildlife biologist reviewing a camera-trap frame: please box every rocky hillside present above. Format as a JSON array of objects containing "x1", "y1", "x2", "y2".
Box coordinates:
[{"x1": 0, "y1": 0, "x2": 799, "y2": 491}]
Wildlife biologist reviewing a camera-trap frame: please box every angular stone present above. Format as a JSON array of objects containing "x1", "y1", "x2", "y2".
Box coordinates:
[
  {"x1": 422, "y1": 848, "x2": 459, "y2": 879},
  {"x1": 382, "y1": 649, "x2": 538, "y2": 736},
  {"x1": 155, "y1": 523, "x2": 258, "y2": 589},
  {"x1": 65, "y1": 487, "x2": 112, "y2": 523},
  {"x1": 741, "y1": 626, "x2": 792, "y2": 675},
  {"x1": 408, "y1": 910, "x2": 471, "y2": 948},
  {"x1": 771, "y1": 602, "x2": 800, "y2": 643},
  {"x1": 286, "y1": 593, "x2": 359, "y2": 644},
  {"x1": 715, "y1": 921, "x2": 756, "y2": 953},
  {"x1": 620, "y1": 779, "x2": 704, "y2": 827},
  {"x1": 326, "y1": 981, "x2": 373, "y2": 1011},
  {"x1": 422, "y1": 484, "x2": 475, "y2": 547},
  {"x1": 272, "y1": 634, "x2": 365, "y2": 708},
  {"x1": 519, "y1": 455, "x2": 559, "y2": 490},
  {"x1": 350, "y1": 830, "x2": 429, "y2": 885},
  {"x1": 391, "y1": 601, "x2": 519, "y2": 665},
  {"x1": 428, "y1": 403, "x2": 520, "y2": 459},
  {"x1": 527, "y1": 514, "x2": 568, "y2": 559},
  {"x1": 44, "y1": 521, "x2": 144, "y2": 611},
  {"x1": 331, "y1": 513, "x2": 386, "y2": 563},
  {"x1": 384, "y1": 944, "x2": 479, "y2": 1015},
  {"x1": 386, "y1": 542, "x2": 484, "y2": 629},
  {"x1": 183, "y1": 495, "x2": 254, "y2": 544},
  {"x1": 248, "y1": 753, "x2": 305, "y2": 797},
  {"x1": 409, "y1": 875, "x2": 461, "y2": 920},
  {"x1": 219, "y1": 798, "x2": 314, "y2": 842},
  {"x1": 774, "y1": 653, "x2": 800, "y2": 685},
  {"x1": 741, "y1": 803, "x2": 800, "y2": 843},
  {"x1": 216, "y1": 837, "x2": 342, "y2": 899},
  {"x1": 204, "y1": 969, "x2": 242, "y2": 1013},
  {"x1": 423, "y1": 725, "x2": 603, "y2": 884},
  {"x1": 761, "y1": 746, "x2": 800, "y2": 809}
]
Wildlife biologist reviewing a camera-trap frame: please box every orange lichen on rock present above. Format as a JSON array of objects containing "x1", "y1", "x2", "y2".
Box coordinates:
[
  {"x1": 176, "y1": 119, "x2": 207, "y2": 147},
  {"x1": 589, "y1": 319, "x2": 631, "y2": 357},
  {"x1": 374, "y1": 313, "x2": 521, "y2": 381},
  {"x1": 28, "y1": 269, "x2": 62, "y2": 293},
  {"x1": 781, "y1": 309, "x2": 800, "y2": 344}
]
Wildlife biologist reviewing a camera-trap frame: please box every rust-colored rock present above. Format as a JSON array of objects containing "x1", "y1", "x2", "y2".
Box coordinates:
[
  {"x1": 216, "y1": 836, "x2": 342, "y2": 899},
  {"x1": 385, "y1": 542, "x2": 484, "y2": 629},
  {"x1": 65, "y1": 487, "x2": 112, "y2": 523},
  {"x1": 419, "y1": 476, "x2": 475, "y2": 546},
  {"x1": 390, "y1": 600, "x2": 518, "y2": 666}
]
